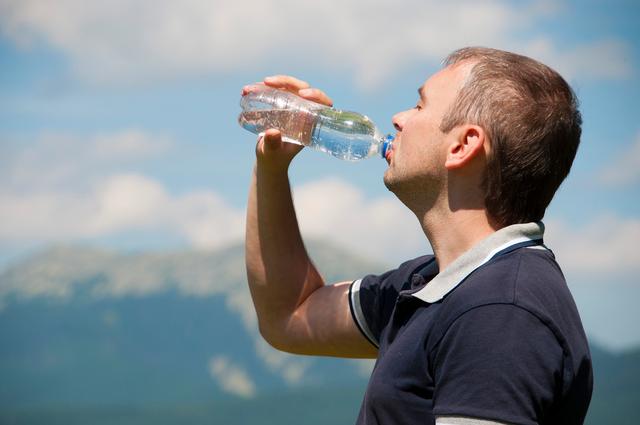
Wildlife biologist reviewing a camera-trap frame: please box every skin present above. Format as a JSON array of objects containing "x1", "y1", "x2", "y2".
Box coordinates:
[{"x1": 244, "y1": 64, "x2": 500, "y2": 358}]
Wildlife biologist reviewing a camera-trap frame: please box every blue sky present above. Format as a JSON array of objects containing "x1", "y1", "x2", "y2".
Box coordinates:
[{"x1": 0, "y1": 0, "x2": 639, "y2": 350}]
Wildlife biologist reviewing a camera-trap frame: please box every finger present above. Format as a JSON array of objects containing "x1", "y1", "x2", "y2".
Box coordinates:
[
  {"x1": 242, "y1": 82, "x2": 265, "y2": 96},
  {"x1": 264, "y1": 75, "x2": 310, "y2": 92},
  {"x1": 261, "y1": 128, "x2": 283, "y2": 152},
  {"x1": 298, "y1": 88, "x2": 333, "y2": 107}
]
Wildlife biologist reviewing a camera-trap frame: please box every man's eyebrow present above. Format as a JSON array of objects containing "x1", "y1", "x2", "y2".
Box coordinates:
[{"x1": 418, "y1": 87, "x2": 426, "y2": 100}]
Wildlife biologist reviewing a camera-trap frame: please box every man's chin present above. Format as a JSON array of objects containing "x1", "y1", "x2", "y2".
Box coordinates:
[{"x1": 383, "y1": 170, "x2": 398, "y2": 193}]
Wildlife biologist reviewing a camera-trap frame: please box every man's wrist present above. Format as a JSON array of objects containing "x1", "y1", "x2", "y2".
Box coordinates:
[{"x1": 255, "y1": 160, "x2": 291, "y2": 180}]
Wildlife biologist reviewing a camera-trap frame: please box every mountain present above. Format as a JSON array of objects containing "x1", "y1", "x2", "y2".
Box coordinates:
[
  {"x1": 0, "y1": 242, "x2": 637, "y2": 424},
  {"x1": 587, "y1": 344, "x2": 640, "y2": 424},
  {"x1": 0, "y1": 241, "x2": 382, "y2": 424}
]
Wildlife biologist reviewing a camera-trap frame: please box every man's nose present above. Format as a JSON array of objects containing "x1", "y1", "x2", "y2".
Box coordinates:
[
  {"x1": 392, "y1": 109, "x2": 413, "y2": 131},
  {"x1": 392, "y1": 111, "x2": 405, "y2": 131}
]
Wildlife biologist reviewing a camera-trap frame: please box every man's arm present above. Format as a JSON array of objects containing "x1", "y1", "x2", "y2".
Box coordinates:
[{"x1": 244, "y1": 76, "x2": 377, "y2": 359}]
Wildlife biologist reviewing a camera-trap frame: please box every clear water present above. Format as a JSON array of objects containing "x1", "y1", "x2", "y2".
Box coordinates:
[
  {"x1": 238, "y1": 108, "x2": 383, "y2": 161},
  {"x1": 238, "y1": 109, "x2": 314, "y2": 146}
]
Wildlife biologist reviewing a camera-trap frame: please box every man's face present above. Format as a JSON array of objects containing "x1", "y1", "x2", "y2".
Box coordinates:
[{"x1": 383, "y1": 62, "x2": 472, "y2": 200}]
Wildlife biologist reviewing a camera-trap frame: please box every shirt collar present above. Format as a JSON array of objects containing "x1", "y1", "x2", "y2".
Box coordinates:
[{"x1": 411, "y1": 221, "x2": 546, "y2": 303}]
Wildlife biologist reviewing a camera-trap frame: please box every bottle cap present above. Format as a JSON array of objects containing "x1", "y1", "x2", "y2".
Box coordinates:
[{"x1": 380, "y1": 134, "x2": 393, "y2": 159}]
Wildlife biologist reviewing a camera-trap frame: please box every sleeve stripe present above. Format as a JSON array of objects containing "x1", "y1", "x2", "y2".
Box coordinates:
[
  {"x1": 349, "y1": 279, "x2": 379, "y2": 348},
  {"x1": 436, "y1": 417, "x2": 508, "y2": 425}
]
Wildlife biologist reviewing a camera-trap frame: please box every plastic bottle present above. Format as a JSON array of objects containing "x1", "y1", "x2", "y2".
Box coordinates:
[{"x1": 238, "y1": 86, "x2": 393, "y2": 161}]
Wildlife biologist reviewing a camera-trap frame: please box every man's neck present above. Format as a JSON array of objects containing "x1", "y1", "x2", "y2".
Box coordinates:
[{"x1": 422, "y1": 208, "x2": 499, "y2": 272}]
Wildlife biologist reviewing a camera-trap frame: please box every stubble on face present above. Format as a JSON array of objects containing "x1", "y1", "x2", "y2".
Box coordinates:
[
  {"x1": 382, "y1": 62, "x2": 474, "y2": 211},
  {"x1": 383, "y1": 154, "x2": 445, "y2": 213}
]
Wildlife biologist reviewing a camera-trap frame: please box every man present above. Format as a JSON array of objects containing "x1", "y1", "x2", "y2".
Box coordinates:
[{"x1": 244, "y1": 47, "x2": 593, "y2": 425}]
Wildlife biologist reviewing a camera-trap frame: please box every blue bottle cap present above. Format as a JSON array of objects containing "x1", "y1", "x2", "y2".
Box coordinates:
[{"x1": 380, "y1": 134, "x2": 394, "y2": 159}]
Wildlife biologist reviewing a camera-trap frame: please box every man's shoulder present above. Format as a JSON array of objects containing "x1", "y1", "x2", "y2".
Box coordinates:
[
  {"x1": 396, "y1": 254, "x2": 435, "y2": 276},
  {"x1": 360, "y1": 254, "x2": 435, "y2": 290},
  {"x1": 436, "y1": 247, "x2": 586, "y2": 351},
  {"x1": 451, "y1": 246, "x2": 567, "y2": 307}
]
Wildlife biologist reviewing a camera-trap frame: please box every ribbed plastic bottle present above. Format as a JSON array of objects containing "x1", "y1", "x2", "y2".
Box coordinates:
[{"x1": 238, "y1": 86, "x2": 393, "y2": 161}]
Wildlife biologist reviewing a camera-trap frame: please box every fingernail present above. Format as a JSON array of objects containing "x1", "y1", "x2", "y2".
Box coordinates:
[
  {"x1": 299, "y1": 88, "x2": 312, "y2": 96},
  {"x1": 264, "y1": 76, "x2": 276, "y2": 83}
]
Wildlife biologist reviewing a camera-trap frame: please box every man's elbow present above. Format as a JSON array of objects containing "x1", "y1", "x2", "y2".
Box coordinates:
[
  {"x1": 257, "y1": 321, "x2": 289, "y2": 351},
  {"x1": 257, "y1": 321, "x2": 306, "y2": 354}
]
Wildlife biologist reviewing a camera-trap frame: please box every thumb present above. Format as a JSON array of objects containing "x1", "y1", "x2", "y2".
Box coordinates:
[{"x1": 261, "y1": 128, "x2": 283, "y2": 151}]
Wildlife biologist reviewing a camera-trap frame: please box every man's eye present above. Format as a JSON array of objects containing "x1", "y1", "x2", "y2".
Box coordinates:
[{"x1": 414, "y1": 105, "x2": 422, "y2": 110}]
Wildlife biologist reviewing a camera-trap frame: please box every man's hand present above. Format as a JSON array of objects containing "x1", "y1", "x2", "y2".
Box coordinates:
[{"x1": 242, "y1": 75, "x2": 333, "y2": 172}]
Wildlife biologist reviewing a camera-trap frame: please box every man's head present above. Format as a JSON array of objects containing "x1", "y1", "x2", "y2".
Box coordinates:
[{"x1": 385, "y1": 47, "x2": 581, "y2": 227}]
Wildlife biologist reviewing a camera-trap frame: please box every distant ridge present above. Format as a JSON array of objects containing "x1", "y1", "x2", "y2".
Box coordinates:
[
  {"x1": 0, "y1": 242, "x2": 636, "y2": 424},
  {"x1": 0, "y1": 240, "x2": 380, "y2": 409}
]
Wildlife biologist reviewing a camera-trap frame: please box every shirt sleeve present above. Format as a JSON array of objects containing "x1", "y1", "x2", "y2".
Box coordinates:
[
  {"x1": 431, "y1": 304, "x2": 564, "y2": 425},
  {"x1": 348, "y1": 256, "x2": 434, "y2": 348},
  {"x1": 348, "y1": 268, "x2": 397, "y2": 349}
]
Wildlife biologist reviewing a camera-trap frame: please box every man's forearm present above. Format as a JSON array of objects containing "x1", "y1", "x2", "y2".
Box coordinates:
[{"x1": 245, "y1": 163, "x2": 324, "y2": 348}]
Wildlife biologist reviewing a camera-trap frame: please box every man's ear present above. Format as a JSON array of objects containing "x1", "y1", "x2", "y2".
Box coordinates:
[{"x1": 444, "y1": 125, "x2": 486, "y2": 170}]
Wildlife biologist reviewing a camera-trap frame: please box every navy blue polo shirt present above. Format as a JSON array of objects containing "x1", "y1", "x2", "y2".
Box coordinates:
[{"x1": 348, "y1": 222, "x2": 593, "y2": 425}]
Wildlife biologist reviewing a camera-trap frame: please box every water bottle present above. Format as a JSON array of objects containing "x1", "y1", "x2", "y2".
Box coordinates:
[{"x1": 238, "y1": 86, "x2": 393, "y2": 161}]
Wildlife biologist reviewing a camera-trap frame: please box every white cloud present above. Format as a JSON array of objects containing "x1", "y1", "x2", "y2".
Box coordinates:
[
  {"x1": 254, "y1": 338, "x2": 310, "y2": 386},
  {"x1": 0, "y1": 130, "x2": 243, "y2": 249},
  {"x1": 0, "y1": 173, "x2": 245, "y2": 249},
  {"x1": 598, "y1": 131, "x2": 640, "y2": 186},
  {"x1": 1, "y1": 129, "x2": 171, "y2": 192},
  {"x1": 208, "y1": 355, "x2": 256, "y2": 398},
  {"x1": 0, "y1": 173, "x2": 422, "y2": 264},
  {"x1": 0, "y1": 129, "x2": 426, "y2": 262},
  {"x1": 545, "y1": 216, "x2": 640, "y2": 277},
  {"x1": 294, "y1": 178, "x2": 429, "y2": 264},
  {"x1": 92, "y1": 130, "x2": 172, "y2": 159},
  {"x1": 0, "y1": 0, "x2": 631, "y2": 88},
  {"x1": 520, "y1": 37, "x2": 634, "y2": 81}
]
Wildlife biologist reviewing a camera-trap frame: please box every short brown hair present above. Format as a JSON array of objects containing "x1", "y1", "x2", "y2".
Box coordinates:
[{"x1": 440, "y1": 47, "x2": 581, "y2": 226}]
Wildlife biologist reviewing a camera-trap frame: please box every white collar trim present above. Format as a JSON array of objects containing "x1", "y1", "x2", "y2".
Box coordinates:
[{"x1": 411, "y1": 222, "x2": 546, "y2": 303}]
